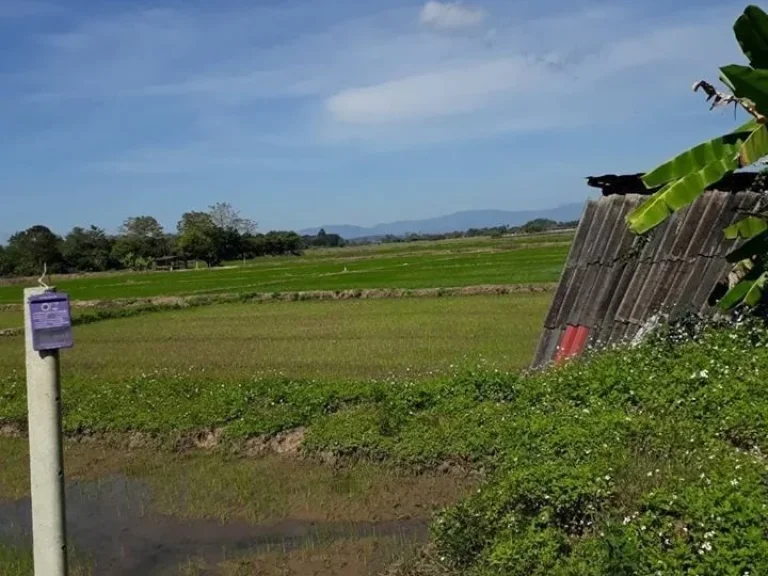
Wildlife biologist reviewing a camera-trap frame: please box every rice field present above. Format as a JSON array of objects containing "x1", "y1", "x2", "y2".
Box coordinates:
[
  {"x1": 0, "y1": 293, "x2": 550, "y2": 381},
  {"x1": 0, "y1": 234, "x2": 570, "y2": 304}
]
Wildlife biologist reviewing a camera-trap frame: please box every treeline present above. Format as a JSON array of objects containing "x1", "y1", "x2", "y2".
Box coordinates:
[
  {"x1": 350, "y1": 218, "x2": 579, "y2": 245},
  {"x1": 0, "y1": 208, "x2": 573, "y2": 277},
  {"x1": 0, "y1": 203, "x2": 342, "y2": 277}
]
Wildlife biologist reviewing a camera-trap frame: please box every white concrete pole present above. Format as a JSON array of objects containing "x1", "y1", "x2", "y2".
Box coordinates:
[{"x1": 24, "y1": 286, "x2": 68, "y2": 576}]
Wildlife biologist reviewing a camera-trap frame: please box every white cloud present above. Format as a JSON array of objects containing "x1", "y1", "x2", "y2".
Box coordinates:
[
  {"x1": 326, "y1": 57, "x2": 556, "y2": 124},
  {"x1": 419, "y1": 1, "x2": 485, "y2": 30},
  {"x1": 325, "y1": 5, "x2": 742, "y2": 133}
]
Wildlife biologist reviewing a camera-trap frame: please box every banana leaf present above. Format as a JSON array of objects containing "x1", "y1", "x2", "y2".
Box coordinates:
[
  {"x1": 720, "y1": 65, "x2": 768, "y2": 115},
  {"x1": 726, "y1": 229, "x2": 768, "y2": 262},
  {"x1": 719, "y1": 265, "x2": 764, "y2": 309},
  {"x1": 627, "y1": 156, "x2": 740, "y2": 234},
  {"x1": 744, "y1": 271, "x2": 768, "y2": 306},
  {"x1": 641, "y1": 121, "x2": 756, "y2": 189},
  {"x1": 719, "y1": 277, "x2": 755, "y2": 309},
  {"x1": 724, "y1": 215, "x2": 768, "y2": 239},
  {"x1": 718, "y1": 280, "x2": 755, "y2": 310},
  {"x1": 739, "y1": 125, "x2": 768, "y2": 165},
  {"x1": 734, "y1": 5, "x2": 768, "y2": 69},
  {"x1": 719, "y1": 71, "x2": 736, "y2": 93}
]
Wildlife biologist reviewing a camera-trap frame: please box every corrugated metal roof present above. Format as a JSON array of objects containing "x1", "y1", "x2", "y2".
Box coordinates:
[{"x1": 532, "y1": 189, "x2": 764, "y2": 368}]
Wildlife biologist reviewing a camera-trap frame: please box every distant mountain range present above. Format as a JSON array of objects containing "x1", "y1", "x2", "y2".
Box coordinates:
[{"x1": 300, "y1": 203, "x2": 586, "y2": 240}]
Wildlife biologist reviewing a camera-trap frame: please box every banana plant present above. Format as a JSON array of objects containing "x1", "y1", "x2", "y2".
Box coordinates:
[{"x1": 626, "y1": 5, "x2": 768, "y2": 308}]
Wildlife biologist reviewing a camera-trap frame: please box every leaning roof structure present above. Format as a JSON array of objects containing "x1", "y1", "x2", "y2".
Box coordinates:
[{"x1": 531, "y1": 173, "x2": 766, "y2": 369}]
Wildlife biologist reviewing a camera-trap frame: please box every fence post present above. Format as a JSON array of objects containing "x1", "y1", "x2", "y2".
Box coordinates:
[{"x1": 24, "y1": 286, "x2": 68, "y2": 576}]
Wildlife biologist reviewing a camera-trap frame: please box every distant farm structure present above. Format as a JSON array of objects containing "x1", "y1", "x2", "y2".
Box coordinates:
[{"x1": 154, "y1": 255, "x2": 188, "y2": 271}]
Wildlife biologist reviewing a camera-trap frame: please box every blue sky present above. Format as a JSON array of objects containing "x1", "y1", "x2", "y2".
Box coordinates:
[{"x1": 0, "y1": 0, "x2": 755, "y2": 238}]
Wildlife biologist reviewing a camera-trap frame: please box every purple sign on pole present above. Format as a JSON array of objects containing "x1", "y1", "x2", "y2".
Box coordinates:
[{"x1": 28, "y1": 292, "x2": 73, "y2": 351}]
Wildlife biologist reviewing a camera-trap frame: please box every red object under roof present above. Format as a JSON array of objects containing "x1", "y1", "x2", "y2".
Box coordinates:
[{"x1": 553, "y1": 325, "x2": 590, "y2": 364}]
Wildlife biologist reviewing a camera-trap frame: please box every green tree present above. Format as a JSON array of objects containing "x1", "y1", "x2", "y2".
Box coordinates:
[
  {"x1": 112, "y1": 215, "x2": 168, "y2": 264},
  {"x1": 627, "y1": 5, "x2": 768, "y2": 308},
  {"x1": 245, "y1": 231, "x2": 303, "y2": 257},
  {"x1": 265, "y1": 231, "x2": 302, "y2": 255},
  {"x1": 120, "y1": 215, "x2": 165, "y2": 239},
  {"x1": 245, "y1": 233, "x2": 267, "y2": 258},
  {"x1": 0, "y1": 245, "x2": 12, "y2": 276},
  {"x1": 308, "y1": 228, "x2": 345, "y2": 248},
  {"x1": 208, "y1": 203, "x2": 254, "y2": 262},
  {"x1": 62, "y1": 226, "x2": 114, "y2": 272},
  {"x1": 177, "y1": 211, "x2": 218, "y2": 265},
  {"x1": 214, "y1": 227, "x2": 246, "y2": 262},
  {"x1": 5, "y1": 225, "x2": 64, "y2": 276},
  {"x1": 522, "y1": 219, "x2": 557, "y2": 234}
]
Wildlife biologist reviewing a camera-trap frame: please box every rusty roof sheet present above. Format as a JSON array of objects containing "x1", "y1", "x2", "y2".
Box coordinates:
[
  {"x1": 532, "y1": 189, "x2": 764, "y2": 368},
  {"x1": 586, "y1": 171, "x2": 766, "y2": 196}
]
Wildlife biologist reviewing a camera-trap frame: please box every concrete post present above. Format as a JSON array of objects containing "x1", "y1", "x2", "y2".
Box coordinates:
[{"x1": 24, "y1": 286, "x2": 68, "y2": 576}]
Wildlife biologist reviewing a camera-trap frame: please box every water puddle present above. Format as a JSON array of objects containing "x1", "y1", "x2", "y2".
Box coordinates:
[{"x1": 0, "y1": 475, "x2": 428, "y2": 575}]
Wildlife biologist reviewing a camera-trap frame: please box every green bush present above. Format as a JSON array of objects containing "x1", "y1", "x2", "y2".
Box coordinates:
[{"x1": 307, "y1": 320, "x2": 768, "y2": 574}]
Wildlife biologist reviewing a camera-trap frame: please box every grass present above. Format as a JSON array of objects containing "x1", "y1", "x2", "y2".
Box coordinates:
[
  {"x1": 0, "y1": 438, "x2": 472, "y2": 524},
  {"x1": 0, "y1": 294, "x2": 550, "y2": 383},
  {"x1": 0, "y1": 437, "x2": 469, "y2": 576},
  {"x1": 15, "y1": 227, "x2": 766, "y2": 573},
  {"x1": 4, "y1": 309, "x2": 768, "y2": 573},
  {"x1": 213, "y1": 535, "x2": 423, "y2": 576},
  {"x1": 143, "y1": 453, "x2": 470, "y2": 524},
  {"x1": 234, "y1": 232, "x2": 574, "y2": 262},
  {"x1": 0, "y1": 241, "x2": 568, "y2": 304},
  {"x1": 1, "y1": 536, "x2": 421, "y2": 576},
  {"x1": 0, "y1": 543, "x2": 92, "y2": 576},
  {"x1": 0, "y1": 310, "x2": 21, "y2": 330},
  {"x1": 169, "y1": 535, "x2": 426, "y2": 576},
  {"x1": 302, "y1": 320, "x2": 768, "y2": 575},
  {"x1": 1, "y1": 531, "x2": 422, "y2": 576}
]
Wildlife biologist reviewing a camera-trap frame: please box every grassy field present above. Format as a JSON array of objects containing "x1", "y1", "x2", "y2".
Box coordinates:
[
  {"x1": 4, "y1": 319, "x2": 768, "y2": 575},
  {"x1": 240, "y1": 232, "x2": 574, "y2": 261},
  {"x1": 0, "y1": 235, "x2": 569, "y2": 304},
  {"x1": 0, "y1": 234, "x2": 567, "y2": 575},
  {"x1": 0, "y1": 310, "x2": 21, "y2": 330},
  {"x1": 0, "y1": 294, "x2": 549, "y2": 382}
]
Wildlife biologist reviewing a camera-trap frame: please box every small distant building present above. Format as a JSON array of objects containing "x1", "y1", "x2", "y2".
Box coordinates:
[
  {"x1": 531, "y1": 173, "x2": 765, "y2": 369},
  {"x1": 154, "y1": 255, "x2": 188, "y2": 271}
]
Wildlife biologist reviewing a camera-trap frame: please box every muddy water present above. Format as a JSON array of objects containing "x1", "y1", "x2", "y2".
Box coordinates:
[{"x1": 0, "y1": 476, "x2": 428, "y2": 575}]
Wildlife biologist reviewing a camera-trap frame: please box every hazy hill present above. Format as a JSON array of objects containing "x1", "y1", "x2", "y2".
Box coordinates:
[{"x1": 300, "y1": 203, "x2": 585, "y2": 239}]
